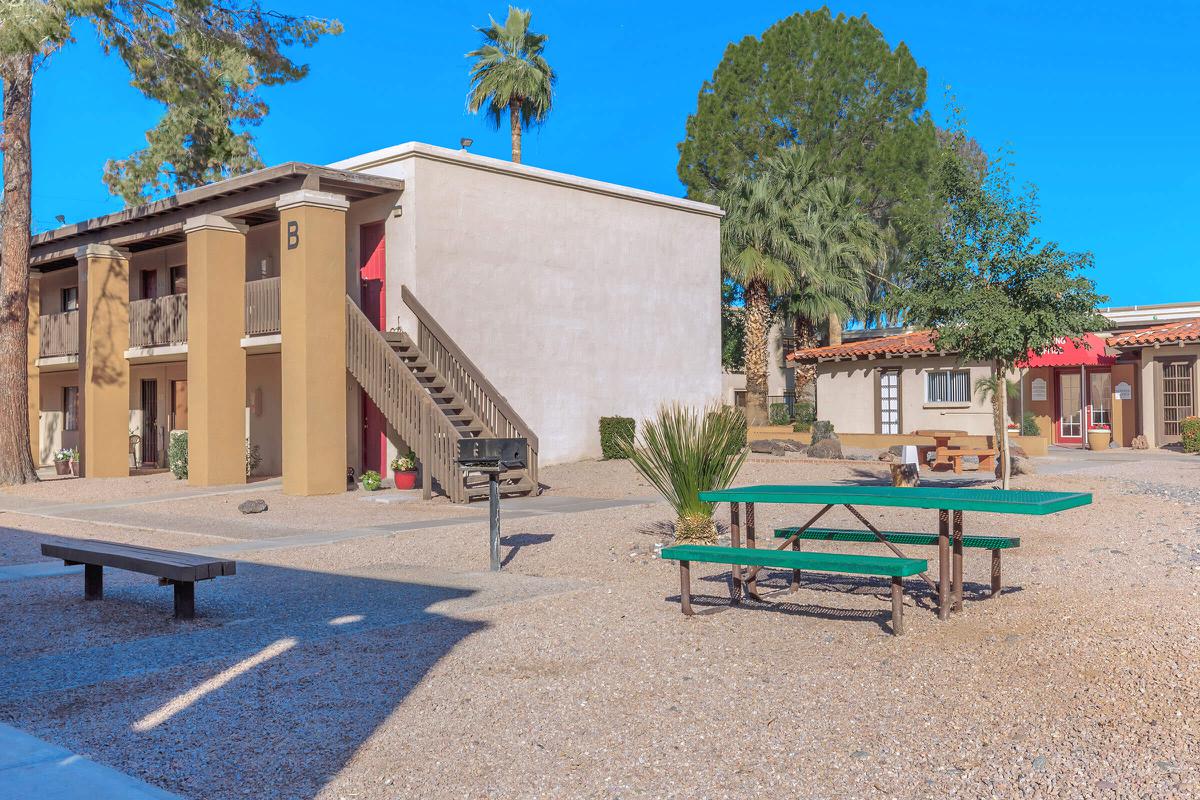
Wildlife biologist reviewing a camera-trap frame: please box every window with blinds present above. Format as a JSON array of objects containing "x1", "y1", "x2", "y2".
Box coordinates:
[{"x1": 926, "y1": 369, "x2": 970, "y2": 404}]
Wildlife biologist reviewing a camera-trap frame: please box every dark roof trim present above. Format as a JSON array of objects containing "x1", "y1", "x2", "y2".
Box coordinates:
[{"x1": 30, "y1": 163, "x2": 404, "y2": 260}]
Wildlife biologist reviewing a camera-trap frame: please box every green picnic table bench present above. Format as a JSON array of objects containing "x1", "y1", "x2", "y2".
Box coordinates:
[
  {"x1": 773, "y1": 528, "x2": 1020, "y2": 597},
  {"x1": 661, "y1": 544, "x2": 926, "y2": 635},
  {"x1": 668, "y1": 484, "x2": 1089, "y2": 629}
]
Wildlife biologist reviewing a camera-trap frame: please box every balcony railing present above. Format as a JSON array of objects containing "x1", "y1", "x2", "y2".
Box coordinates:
[
  {"x1": 129, "y1": 294, "x2": 188, "y2": 348},
  {"x1": 245, "y1": 277, "x2": 281, "y2": 336},
  {"x1": 39, "y1": 310, "x2": 79, "y2": 358}
]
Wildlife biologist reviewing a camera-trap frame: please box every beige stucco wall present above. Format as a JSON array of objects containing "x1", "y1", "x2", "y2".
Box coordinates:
[
  {"x1": 37, "y1": 371, "x2": 79, "y2": 464},
  {"x1": 335, "y1": 144, "x2": 723, "y2": 465},
  {"x1": 1138, "y1": 344, "x2": 1200, "y2": 447},
  {"x1": 815, "y1": 357, "x2": 996, "y2": 436}
]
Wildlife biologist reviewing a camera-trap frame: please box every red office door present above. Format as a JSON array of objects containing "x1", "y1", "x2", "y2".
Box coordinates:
[{"x1": 359, "y1": 223, "x2": 388, "y2": 476}]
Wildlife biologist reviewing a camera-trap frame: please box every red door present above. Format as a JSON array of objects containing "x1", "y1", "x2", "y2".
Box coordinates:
[{"x1": 359, "y1": 223, "x2": 388, "y2": 476}]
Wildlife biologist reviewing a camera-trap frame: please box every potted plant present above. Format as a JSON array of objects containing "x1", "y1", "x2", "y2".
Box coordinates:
[
  {"x1": 390, "y1": 451, "x2": 418, "y2": 490},
  {"x1": 359, "y1": 470, "x2": 383, "y2": 492},
  {"x1": 53, "y1": 449, "x2": 72, "y2": 476},
  {"x1": 1087, "y1": 423, "x2": 1112, "y2": 451},
  {"x1": 68, "y1": 448, "x2": 81, "y2": 477}
]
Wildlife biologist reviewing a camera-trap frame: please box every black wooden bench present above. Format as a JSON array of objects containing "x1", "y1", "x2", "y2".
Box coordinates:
[
  {"x1": 41, "y1": 539, "x2": 236, "y2": 619},
  {"x1": 773, "y1": 527, "x2": 1020, "y2": 596},
  {"x1": 660, "y1": 544, "x2": 927, "y2": 635}
]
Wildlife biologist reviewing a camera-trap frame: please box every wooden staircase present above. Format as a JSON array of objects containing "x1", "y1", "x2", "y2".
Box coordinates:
[{"x1": 345, "y1": 292, "x2": 539, "y2": 503}]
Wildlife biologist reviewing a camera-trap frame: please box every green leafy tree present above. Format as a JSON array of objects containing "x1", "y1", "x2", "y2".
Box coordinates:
[
  {"x1": 898, "y1": 131, "x2": 1108, "y2": 488},
  {"x1": 0, "y1": 0, "x2": 338, "y2": 486},
  {"x1": 720, "y1": 279, "x2": 745, "y2": 371},
  {"x1": 678, "y1": 8, "x2": 938, "y2": 232},
  {"x1": 466, "y1": 6, "x2": 554, "y2": 164}
]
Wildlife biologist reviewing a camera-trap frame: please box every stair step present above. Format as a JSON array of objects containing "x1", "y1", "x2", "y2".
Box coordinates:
[{"x1": 465, "y1": 476, "x2": 536, "y2": 499}]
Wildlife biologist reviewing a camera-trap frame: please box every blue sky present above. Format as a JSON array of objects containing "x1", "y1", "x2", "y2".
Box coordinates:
[{"x1": 30, "y1": 1, "x2": 1199, "y2": 306}]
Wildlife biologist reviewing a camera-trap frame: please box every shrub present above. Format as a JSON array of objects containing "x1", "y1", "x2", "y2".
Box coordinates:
[
  {"x1": 615, "y1": 403, "x2": 747, "y2": 545},
  {"x1": 811, "y1": 420, "x2": 836, "y2": 443},
  {"x1": 792, "y1": 401, "x2": 815, "y2": 432},
  {"x1": 599, "y1": 416, "x2": 635, "y2": 459},
  {"x1": 168, "y1": 433, "x2": 261, "y2": 480},
  {"x1": 1020, "y1": 411, "x2": 1041, "y2": 437},
  {"x1": 768, "y1": 402, "x2": 791, "y2": 426},
  {"x1": 54, "y1": 449, "x2": 73, "y2": 463},
  {"x1": 1182, "y1": 416, "x2": 1200, "y2": 453},
  {"x1": 245, "y1": 440, "x2": 262, "y2": 477},
  {"x1": 360, "y1": 470, "x2": 383, "y2": 491},
  {"x1": 168, "y1": 431, "x2": 188, "y2": 480}
]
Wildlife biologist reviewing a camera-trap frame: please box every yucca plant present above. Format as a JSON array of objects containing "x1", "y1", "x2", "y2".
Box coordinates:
[{"x1": 616, "y1": 403, "x2": 748, "y2": 545}]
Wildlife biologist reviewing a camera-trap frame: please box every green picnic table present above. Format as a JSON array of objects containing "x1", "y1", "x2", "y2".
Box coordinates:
[{"x1": 695, "y1": 485, "x2": 1092, "y2": 620}]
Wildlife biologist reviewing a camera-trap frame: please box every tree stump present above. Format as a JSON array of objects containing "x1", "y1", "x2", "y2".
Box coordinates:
[{"x1": 890, "y1": 463, "x2": 920, "y2": 488}]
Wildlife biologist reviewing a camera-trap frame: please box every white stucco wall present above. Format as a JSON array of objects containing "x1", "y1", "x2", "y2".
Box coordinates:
[
  {"x1": 331, "y1": 143, "x2": 723, "y2": 465},
  {"x1": 815, "y1": 357, "x2": 996, "y2": 436}
]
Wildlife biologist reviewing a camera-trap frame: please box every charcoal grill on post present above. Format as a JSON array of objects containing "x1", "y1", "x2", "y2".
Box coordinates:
[{"x1": 456, "y1": 438, "x2": 528, "y2": 571}]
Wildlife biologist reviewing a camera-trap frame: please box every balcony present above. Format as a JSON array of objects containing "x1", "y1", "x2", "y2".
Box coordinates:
[
  {"x1": 129, "y1": 294, "x2": 188, "y2": 349},
  {"x1": 39, "y1": 310, "x2": 79, "y2": 359},
  {"x1": 245, "y1": 277, "x2": 280, "y2": 336}
]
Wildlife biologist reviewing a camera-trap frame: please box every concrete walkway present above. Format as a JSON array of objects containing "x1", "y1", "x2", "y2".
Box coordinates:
[{"x1": 0, "y1": 722, "x2": 183, "y2": 799}]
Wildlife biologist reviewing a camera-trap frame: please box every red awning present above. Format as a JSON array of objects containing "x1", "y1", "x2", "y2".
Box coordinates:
[{"x1": 1020, "y1": 333, "x2": 1116, "y2": 367}]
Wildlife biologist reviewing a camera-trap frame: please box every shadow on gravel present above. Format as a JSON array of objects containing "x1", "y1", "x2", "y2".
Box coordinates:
[
  {"x1": 499, "y1": 532, "x2": 554, "y2": 567},
  {"x1": 0, "y1": 529, "x2": 488, "y2": 800}
]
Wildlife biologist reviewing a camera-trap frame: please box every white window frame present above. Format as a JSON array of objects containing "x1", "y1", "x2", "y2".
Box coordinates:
[{"x1": 925, "y1": 369, "x2": 971, "y2": 405}]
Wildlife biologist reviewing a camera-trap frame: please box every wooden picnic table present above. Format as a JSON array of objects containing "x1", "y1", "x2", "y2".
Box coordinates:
[
  {"x1": 697, "y1": 485, "x2": 1092, "y2": 620},
  {"x1": 913, "y1": 429, "x2": 967, "y2": 470}
]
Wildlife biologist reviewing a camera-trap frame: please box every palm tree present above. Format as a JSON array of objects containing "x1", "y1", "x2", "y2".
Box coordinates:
[
  {"x1": 799, "y1": 177, "x2": 886, "y2": 348},
  {"x1": 716, "y1": 171, "x2": 799, "y2": 426},
  {"x1": 466, "y1": 7, "x2": 555, "y2": 164}
]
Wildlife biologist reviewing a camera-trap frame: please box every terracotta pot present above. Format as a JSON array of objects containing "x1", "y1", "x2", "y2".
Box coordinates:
[
  {"x1": 1087, "y1": 430, "x2": 1112, "y2": 451},
  {"x1": 393, "y1": 470, "x2": 418, "y2": 490},
  {"x1": 54, "y1": 460, "x2": 71, "y2": 476}
]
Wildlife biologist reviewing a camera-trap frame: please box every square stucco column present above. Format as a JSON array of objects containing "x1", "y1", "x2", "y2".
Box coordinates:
[
  {"x1": 27, "y1": 272, "x2": 40, "y2": 464},
  {"x1": 186, "y1": 215, "x2": 249, "y2": 486},
  {"x1": 77, "y1": 244, "x2": 130, "y2": 478},
  {"x1": 1139, "y1": 351, "x2": 1157, "y2": 448},
  {"x1": 277, "y1": 190, "x2": 349, "y2": 496}
]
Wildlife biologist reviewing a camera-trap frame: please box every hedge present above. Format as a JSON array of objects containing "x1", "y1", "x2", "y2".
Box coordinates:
[
  {"x1": 1020, "y1": 411, "x2": 1041, "y2": 437},
  {"x1": 1182, "y1": 416, "x2": 1200, "y2": 453},
  {"x1": 599, "y1": 416, "x2": 636, "y2": 459},
  {"x1": 792, "y1": 401, "x2": 815, "y2": 432}
]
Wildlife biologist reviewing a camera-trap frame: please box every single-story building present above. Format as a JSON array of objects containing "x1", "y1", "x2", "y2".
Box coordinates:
[
  {"x1": 788, "y1": 308, "x2": 1200, "y2": 449},
  {"x1": 26, "y1": 142, "x2": 723, "y2": 500}
]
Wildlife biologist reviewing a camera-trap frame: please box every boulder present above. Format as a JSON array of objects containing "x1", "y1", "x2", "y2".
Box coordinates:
[
  {"x1": 811, "y1": 420, "x2": 837, "y2": 444},
  {"x1": 1131, "y1": 435, "x2": 1149, "y2": 450},
  {"x1": 806, "y1": 437, "x2": 843, "y2": 460},
  {"x1": 749, "y1": 439, "x2": 779, "y2": 455},
  {"x1": 890, "y1": 463, "x2": 920, "y2": 487},
  {"x1": 878, "y1": 449, "x2": 899, "y2": 463},
  {"x1": 1009, "y1": 455, "x2": 1035, "y2": 476},
  {"x1": 238, "y1": 499, "x2": 268, "y2": 514},
  {"x1": 1008, "y1": 442, "x2": 1028, "y2": 458},
  {"x1": 778, "y1": 439, "x2": 806, "y2": 453}
]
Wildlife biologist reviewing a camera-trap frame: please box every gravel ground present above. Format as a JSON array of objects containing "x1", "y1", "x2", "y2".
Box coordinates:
[{"x1": 0, "y1": 456, "x2": 1198, "y2": 798}]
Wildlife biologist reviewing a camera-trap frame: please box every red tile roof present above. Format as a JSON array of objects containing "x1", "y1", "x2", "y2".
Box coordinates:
[
  {"x1": 1108, "y1": 318, "x2": 1200, "y2": 347},
  {"x1": 788, "y1": 330, "x2": 939, "y2": 362}
]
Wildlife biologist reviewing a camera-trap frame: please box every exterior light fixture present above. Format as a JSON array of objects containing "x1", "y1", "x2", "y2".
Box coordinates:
[{"x1": 460, "y1": 138, "x2": 474, "y2": 150}]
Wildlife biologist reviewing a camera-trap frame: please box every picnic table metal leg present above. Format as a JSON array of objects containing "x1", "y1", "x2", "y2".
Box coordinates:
[
  {"x1": 938, "y1": 509, "x2": 950, "y2": 620},
  {"x1": 990, "y1": 550, "x2": 1002, "y2": 598},
  {"x1": 790, "y1": 537, "x2": 801, "y2": 593},
  {"x1": 952, "y1": 511, "x2": 964, "y2": 612},
  {"x1": 84, "y1": 564, "x2": 102, "y2": 600},
  {"x1": 891, "y1": 577, "x2": 904, "y2": 635},
  {"x1": 728, "y1": 503, "x2": 742, "y2": 604},
  {"x1": 173, "y1": 581, "x2": 195, "y2": 620},
  {"x1": 679, "y1": 561, "x2": 694, "y2": 616},
  {"x1": 745, "y1": 503, "x2": 760, "y2": 600}
]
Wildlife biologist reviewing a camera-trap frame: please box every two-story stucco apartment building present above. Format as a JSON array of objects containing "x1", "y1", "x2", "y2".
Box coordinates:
[
  {"x1": 26, "y1": 143, "x2": 722, "y2": 500},
  {"x1": 788, "y1": 302, "x2": 1200, "y2": 449}
]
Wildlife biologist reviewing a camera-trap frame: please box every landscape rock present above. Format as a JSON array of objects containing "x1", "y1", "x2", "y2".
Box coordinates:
[
  {"x1": 1132, "y1": 434, "x2": 1149, "y2": 450},
  {"x1": 238, "y1": 499, "x2": 268, "y2": 514},
  {"x1": 811, "y1": 420, "x2": 837, "y2": 444},
  {"x1": 1009, "y1": 455, "x2": 1035, "y2": 476},
  {"x1": 806, "y1": 437, "x2": 843, "y2": 460},
  {"x1": 749, "y1": 439, "x2": 779, "y2": 455}
]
